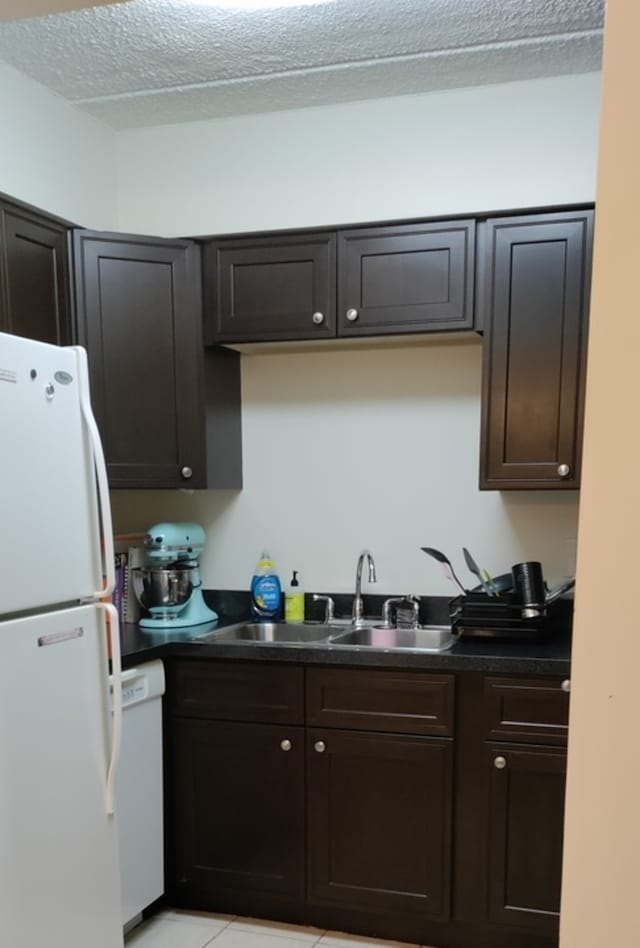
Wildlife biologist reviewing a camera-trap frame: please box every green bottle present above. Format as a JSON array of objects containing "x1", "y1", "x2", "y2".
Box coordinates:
[{"x1": 284, "y1": 570, "x2": 305, "y2": 623}]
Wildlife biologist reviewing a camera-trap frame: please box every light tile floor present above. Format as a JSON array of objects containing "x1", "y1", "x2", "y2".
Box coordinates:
[{"x1": 125, "y1": 910, "x2": 436, "y2": 948}]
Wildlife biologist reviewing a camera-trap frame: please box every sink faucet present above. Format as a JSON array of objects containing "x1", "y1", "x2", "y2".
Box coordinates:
[{"x1": 352, "y1": 549, "x2": 377, "y2": 627}]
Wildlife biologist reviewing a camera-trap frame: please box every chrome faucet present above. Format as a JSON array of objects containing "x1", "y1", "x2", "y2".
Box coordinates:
[{"x1": 352, "y1": 549, "x2": 377, "y2": 627}]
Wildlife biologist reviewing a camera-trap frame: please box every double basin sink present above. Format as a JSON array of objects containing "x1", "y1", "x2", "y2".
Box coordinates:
[{"x1": 194, "y1": 620, "x2": 456, "y2": 653}]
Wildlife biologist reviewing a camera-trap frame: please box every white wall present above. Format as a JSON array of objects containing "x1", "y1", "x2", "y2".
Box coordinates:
[
  {"x1": 111, "y1": 74, "x2": 599, "y2": 597},
  {"x1": 116, "y1": 74, "x2": 600, "y2": 237},
  {"x1": 111, "y1": 338, "x2": 580, "y2": 597},
  {"x1": 0, "y1": 61, "x2": 117, "y2": 228}
]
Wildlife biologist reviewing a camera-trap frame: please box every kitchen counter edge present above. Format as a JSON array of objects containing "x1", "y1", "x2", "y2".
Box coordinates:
[{"x1": 119, "y1": 623, "x2": 571, "y2": 676}]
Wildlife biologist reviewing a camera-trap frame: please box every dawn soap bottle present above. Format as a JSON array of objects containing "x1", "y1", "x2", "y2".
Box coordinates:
[{"x1": 250, "y1": 551, "x2": 282, "y2": 621}]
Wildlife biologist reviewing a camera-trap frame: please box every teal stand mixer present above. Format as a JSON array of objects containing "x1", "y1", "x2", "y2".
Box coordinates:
[{"x1": 131, "y1": 522, "x2": 218, "y2": 629}]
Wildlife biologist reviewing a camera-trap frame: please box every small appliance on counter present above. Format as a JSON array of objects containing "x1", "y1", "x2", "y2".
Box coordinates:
[{"x1": 132, "y1": 522, "x2": 218, "y2": 629}]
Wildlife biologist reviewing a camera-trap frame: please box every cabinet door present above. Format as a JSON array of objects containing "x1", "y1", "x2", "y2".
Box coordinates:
[
  {"x1": 169, "y1": 718, "x2": 305, "y2": 909},
  {"x1": 486, "y1": 743, "x2": 566, "y2": 935},
  {"x1": 307, "y1": 728, "x2": 452, "y2": 921},
  {"x1": 338, "y1": 220, "x2": 475, "y2": 336},
  {"x1": 0, "y1": 204, "x2": 71, "y2": 345},
  {"x1": 72, "y1": 230, "x2": 207, "y2": 488},
  {"x1": 203, "y1": 232, "x2": 336, "y2": 343},
  {"x1": 480, "y1": 209, "x2": 593, "y2": 489}
]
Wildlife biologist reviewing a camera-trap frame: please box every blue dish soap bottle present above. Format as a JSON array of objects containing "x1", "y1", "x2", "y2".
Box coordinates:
[{"x1": 250, "y1": 551, "x2": 282, "y2": 621}]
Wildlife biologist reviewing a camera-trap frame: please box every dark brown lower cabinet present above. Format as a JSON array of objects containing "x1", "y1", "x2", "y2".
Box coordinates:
[
  {"x1": 170, "y1": 717, "x2": 305, "y2": 908},
  {"x1": 307, "y1": 727, "x2": 452, "y2": 920},
  {"x1": 166, "y1": 662, "x2": 567, "y2": 948},
  {"x1": 486, "y1": 743, "x2": 567, "y2": 934}
]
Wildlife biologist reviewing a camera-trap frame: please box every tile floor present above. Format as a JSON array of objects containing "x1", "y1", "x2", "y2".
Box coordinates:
[{"x1": 125, "y1": 910, "x2": 436, "y2": 948}]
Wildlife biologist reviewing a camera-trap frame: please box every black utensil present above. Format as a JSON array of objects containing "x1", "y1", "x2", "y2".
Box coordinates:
[
  {"x1": 421, "y1": 547, "x2": 467, "y2": 595},
  {"x1": 462, "y1": 547, "x2": 495, "y2": 597}
]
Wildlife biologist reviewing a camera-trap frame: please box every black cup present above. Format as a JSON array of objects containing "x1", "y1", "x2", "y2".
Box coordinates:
[{"x1": 511, "y1": 561, "x2": 546, "y2": 611}]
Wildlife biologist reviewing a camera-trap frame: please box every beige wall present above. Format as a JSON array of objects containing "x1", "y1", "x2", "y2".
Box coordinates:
[{"x1": 560, "y1": 1, "x2": 640, "y2": 945}]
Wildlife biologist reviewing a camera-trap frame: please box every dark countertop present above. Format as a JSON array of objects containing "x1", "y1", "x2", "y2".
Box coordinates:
[{"x1": 120, "y1": 620, "x2": 571, "y2": 676}]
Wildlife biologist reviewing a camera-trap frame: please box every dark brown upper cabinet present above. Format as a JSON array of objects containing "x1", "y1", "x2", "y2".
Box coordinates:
[
  {"x1": 202, "y1": 219, "x2": 476, "y2": 344},
  {"x1": 0, "y1": 198, "x2": 72, "y2": 346},
  {"x1": 72, "y1": 230, "x2": 242, "y2": 490},
  {"x1": 202, "y1": 232, "x2": 336, "y2": 344},
  {"x1": 479, "y1": 209, "x2": 593, "y2": 490},
  {"x1": 337, "y1": 220, "x2": 475, "y2": 336}
]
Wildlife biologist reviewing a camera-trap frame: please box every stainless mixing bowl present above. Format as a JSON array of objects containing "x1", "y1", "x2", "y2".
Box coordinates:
[{"x1": 131, "y1": 567, "x2": 196, "y2": 611}]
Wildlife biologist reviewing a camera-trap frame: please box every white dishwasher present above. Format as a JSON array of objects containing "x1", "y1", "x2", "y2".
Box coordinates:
[{"x1": 111, "y1": 660, "x2": 166, "y2": 931}]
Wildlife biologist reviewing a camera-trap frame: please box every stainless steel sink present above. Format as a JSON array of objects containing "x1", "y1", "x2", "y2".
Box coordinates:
[
  {"x1": 328, "y1": 624, "x2": 456, "y2": 652},
  {"x1": 194, "y1": 621, "x2": 335, "y2": 645},
  {"x1": 192, "y1": 620, "x2": 456, "y2": 652}
]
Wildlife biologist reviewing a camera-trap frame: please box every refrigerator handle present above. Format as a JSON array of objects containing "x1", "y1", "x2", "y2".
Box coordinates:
[
  {"x1": 72, "y1": 345, "x2": 116, "y2": 598},
  {"x1": 101, "y1": 602, "x2": 122, "y2": 817}
]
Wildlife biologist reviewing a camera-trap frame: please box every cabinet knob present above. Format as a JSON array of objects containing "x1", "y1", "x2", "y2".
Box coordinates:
[
  {"x1": 312, "y1": 311, "x2": 324, "y2": 325},
  {"x1": 280, "y1": 739, "x2": 292, "y2": 752},
  {"x1": 561, "y1": 679, "x2": 571, "y2": 693},
  {"x1": 314, "y1": 740, "x2": 326, "y2": 754},
  {"x1": 494, "y1": 756, "x2": 507, "y2": 770},
  {"x1": 346, "y1": 308, "x2": 359, "y2": 322},
  {"x1": 557, "y1": 463, "x2": 571, "y2": 478},
  {"x1": 181, "y1": 466, "x2": 193, "y2": 480}
]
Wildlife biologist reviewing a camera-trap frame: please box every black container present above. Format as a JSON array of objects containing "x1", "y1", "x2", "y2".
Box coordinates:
[{"x1": 511, "y1": 561, "x2": 546, "y2": 613}]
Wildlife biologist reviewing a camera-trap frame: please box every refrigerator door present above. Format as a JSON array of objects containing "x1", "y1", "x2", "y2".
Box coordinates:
[
  {"x1": 0, "y1": 604, "x2": 123, "y2": 948},
  {"x1": 0, "y1": 333, "x2": 104, "y2": 614}
]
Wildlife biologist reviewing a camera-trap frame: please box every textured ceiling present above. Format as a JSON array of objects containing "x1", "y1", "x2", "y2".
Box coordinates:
[{"x1": 0, "y1": 0, "x2": 604, "y2": 129}]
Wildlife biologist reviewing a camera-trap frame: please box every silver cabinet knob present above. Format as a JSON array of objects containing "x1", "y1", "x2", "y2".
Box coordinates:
[
  {"x1": 181, "y1": 466, "x2": 193, "y2": 480},
  {"x1": 280, "y1": 739, "x2": 292, "y2": 752},
  {"x1": 561, "y1": 679, "x2": 571, "y2": 693},
  {"x1": 557, "y1": 464, "x2": 571, "y2": 478},
  {"x1": 312, "y1": 311, "x2": 324, "y2": 325},
  {"x1": 314, "y1": 740, "x2": 326, "y2": 754},
  {"x1": 494, "y1": 756, "x2": 507, "y2": 770},
  {"x1": 346, "y1": 308, "x2": 359, "y2": 322}
]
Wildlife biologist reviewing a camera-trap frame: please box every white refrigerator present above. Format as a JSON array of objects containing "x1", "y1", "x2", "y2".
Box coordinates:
[{"x1": 0, "y1": 332, "x2": 124, "y2": 947}]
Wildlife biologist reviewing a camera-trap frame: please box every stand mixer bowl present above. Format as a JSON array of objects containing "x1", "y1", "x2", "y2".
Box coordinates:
[{"x1": 132, "y1": 566, "x2": 196, "y2": 614}]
